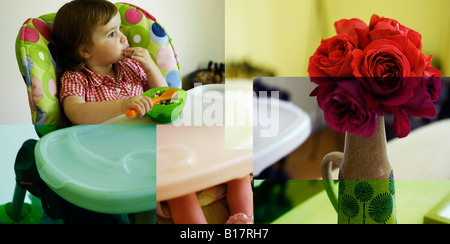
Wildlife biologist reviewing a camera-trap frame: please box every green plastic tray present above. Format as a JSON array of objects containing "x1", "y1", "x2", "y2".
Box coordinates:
[{"x1": 35, "y1": 125, "x2": 156, "y2": 214}]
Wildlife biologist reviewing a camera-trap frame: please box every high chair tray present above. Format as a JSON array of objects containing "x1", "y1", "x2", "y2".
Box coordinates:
[
  {"x1": 156, "y1": 83, "x2": 253, "y2": 201},
  {"x1": 156, "y1": 126, "x2": 252, "y2": 201},
  {"x1": 35, "y1": 125, "x2": 156, "y2": 214}
]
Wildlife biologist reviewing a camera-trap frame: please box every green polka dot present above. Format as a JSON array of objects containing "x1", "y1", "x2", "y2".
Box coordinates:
[
  {"x1": 125, "y1": 25, "x2": 150, "y2": 48},
  {"x1": 29, "y1": 43, "x2": 51, "y2": 71}
]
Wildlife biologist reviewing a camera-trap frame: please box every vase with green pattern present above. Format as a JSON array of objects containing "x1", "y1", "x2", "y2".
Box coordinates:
[{"x1": 321, "y1": 116, "x2": 397, "y2": 224}]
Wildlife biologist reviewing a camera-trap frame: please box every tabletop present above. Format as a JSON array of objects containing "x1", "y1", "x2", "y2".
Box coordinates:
[
  {"x1": 272, "y1": 180, "x2": 450, "y2": 224},
  {"x1": 388, "y1": 119, "x2": 450, "y2": 180},
  {"x1": 272, "y1": 119, "x2": 450, "y2": 224},
  {"x1": 328, "y1": 119, "x2": 450, "y2": 180}
]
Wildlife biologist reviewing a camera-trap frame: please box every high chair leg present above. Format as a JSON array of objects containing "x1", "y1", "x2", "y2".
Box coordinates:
[
  {"x1": 9, "y1": 184, "x2": 26, "y2": 222},
  {"x1": 13, "y1": 139, "x2": 65, "y2": 223}
]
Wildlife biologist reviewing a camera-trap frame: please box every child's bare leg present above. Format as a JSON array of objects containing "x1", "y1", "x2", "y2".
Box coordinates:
[
  {"x1": 166, "y1": 193, "x2": 207, "y2": 224},
  {"x1": 226, "y1": 175, "x2": 253, "y2": 221}
]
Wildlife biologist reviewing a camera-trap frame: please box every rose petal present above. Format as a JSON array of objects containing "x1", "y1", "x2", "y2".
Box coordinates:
[
  {"x1": 334, "y1": 18, "x2": 369, "y2": 49},
  {"x1": 385, "y1": 35, "x2": 419, "y2": 68},
  {"x1": 393, "y1": 108, "x2": 411, "y2": 138}
]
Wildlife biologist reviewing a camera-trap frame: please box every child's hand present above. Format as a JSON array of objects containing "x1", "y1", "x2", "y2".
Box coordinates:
[
  {"x1": 121, "y1": 95, "x2": 153, "y2": 118},
  {"x1": 123, "y1": 47, "x2": 155, "y2": 72},
  {"x1": 123, "y1": 46, "x2": 168, "y2": 88}
]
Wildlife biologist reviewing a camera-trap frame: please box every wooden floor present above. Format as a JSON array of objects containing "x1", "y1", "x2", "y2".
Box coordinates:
[{"x1": 283, "y1": 126, "x2": 345, "y2": 179}]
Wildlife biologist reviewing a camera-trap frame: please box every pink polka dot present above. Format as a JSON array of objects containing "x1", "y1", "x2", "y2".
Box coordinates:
[
  {"x1": 20, "y1": 27, "x2": 39, "y2": 43},
  {"x1": 31, "y1": 76, "x2": 43, "y2": 104},
  {"x1": 33, "y1": 19, "x2": 52, "y2": 42},
  {"x1": 156, "y1": 45, "x2": 177, "y2": 71},
  {"x1": 122, "y1": 3, "x2": 156, "y2": 21},
  {"x1": 22, "y1": 18, "x2": 31, "y2": 25},
  {"x1": 48, "y1": 78, "x2": 57, "y2": 99},
  {"x1": 125, "y1": 8, "x2": 143, "y2": 24}
]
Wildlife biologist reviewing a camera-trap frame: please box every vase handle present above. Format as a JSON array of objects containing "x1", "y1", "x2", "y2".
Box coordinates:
[{"x1": 321, "y1": 151, "x2": 343, "y2": 213}]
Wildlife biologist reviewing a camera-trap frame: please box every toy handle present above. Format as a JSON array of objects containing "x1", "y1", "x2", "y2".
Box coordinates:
[
  {"x1": 125, "y1": 109, "x2": 137, "y2": 118},
  {"x1": 321, "y1": 151, "x2": 343, "y2": 213},
  {"x1": 125, "y1": 97, "x2": 165, "y2": 118}
]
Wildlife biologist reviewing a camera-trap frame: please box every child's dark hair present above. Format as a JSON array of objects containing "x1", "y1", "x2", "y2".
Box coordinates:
[{"x1": 53, "y1": 0, "x2": 118, "y2": 72}]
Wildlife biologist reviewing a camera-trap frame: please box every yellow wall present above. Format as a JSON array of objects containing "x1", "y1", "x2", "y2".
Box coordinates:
[{"x1": 226, "y1": 0, "x2": 450, "y2": 76}]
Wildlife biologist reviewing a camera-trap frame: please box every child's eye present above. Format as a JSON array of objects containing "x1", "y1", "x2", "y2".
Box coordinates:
[{"x1": 108, "y1": 32, "x2": 115, "y2": 38}]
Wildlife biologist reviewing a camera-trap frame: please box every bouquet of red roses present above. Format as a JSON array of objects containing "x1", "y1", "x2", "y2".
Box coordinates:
[{"x1": 308, "y1": 14, "x2": 442, "y2": 138}]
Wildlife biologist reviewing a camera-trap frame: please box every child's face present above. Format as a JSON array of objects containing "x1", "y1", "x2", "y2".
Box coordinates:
[{"x1": 87, "y1": 12, "x2": 128, "y2": 66}]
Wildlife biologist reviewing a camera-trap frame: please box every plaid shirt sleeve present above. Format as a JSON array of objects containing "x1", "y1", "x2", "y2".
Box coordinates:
[
  {"x1": 59, "y1": 71, "x2": 87, "y2": 103},
  {"x1": 123, "y1": 59, "x2": 150, "y2": 91}
]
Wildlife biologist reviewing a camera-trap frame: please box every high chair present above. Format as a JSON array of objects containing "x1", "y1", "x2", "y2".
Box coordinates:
[{"x1": 1, "y1": 2, "x2": 180, "y2": 224}]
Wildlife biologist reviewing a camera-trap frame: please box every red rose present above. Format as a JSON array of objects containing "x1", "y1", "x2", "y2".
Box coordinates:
[
  {"x1": 308, "y1": 34, "x2": 357, "y2": 77},
  {"x1": 352, "y1": 37, "x2": 420, "y2": 78},
  {"x1": 311, "y1": 79, "x2": 377, "y2": 137},
  {"x1": 335, "y1": 18, "x2": 370, "y2": 49},
  {"x1": 309, "y1": 15, "x2": 442, "y2": 139},
  {"x1": 351, "y1": 36, "x2": 432, "y2": 112},
  {"x1": 368, "y1": 14, "x2": 422, "y2": 51}
]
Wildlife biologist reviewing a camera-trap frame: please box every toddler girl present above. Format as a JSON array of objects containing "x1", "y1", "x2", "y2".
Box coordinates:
[{"x1": 53, "y1": 0, "x2": 167, "y2": 124}]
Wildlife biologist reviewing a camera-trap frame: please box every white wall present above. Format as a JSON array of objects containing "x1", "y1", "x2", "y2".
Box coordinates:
[{"x1": 0, "y1": 0, "x2": 224, "y2": 124}]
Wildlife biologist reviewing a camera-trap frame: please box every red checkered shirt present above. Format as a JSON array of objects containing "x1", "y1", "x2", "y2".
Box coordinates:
[{"x1": 59, "y1": 58, "x2": 150, "y2": 103}]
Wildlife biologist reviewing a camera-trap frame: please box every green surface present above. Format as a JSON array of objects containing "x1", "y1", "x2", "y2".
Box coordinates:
[
  {"x1": 254, "y1": 180, "x2": 325, "y2": 224},
  {"x1": 271, "y1": 180, "x2": 450, "y2": 224},
  {"x1": 0, "y1": 203, "x2": 42, "y2": 224}
]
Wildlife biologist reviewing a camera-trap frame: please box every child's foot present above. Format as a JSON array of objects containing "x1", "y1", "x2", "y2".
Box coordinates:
[{"x1": 225, "y1": 213, "x2": 253, "y2": 224}]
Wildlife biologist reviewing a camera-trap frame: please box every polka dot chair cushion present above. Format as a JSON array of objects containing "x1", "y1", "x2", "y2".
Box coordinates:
[
  {"x1": 15, "y1": 14, "x2": 66, "y2": 137},
  {"x1": 116, "y1": 2, "x2": 181, "y2": 88},
  {"x1": 15, "y1": 3, "x2": 181, "y2": 136}
]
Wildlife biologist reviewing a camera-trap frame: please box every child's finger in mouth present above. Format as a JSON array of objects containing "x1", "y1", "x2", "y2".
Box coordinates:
[{"x1": 123, "y1": 48, "x2": 136, "y2": 56}]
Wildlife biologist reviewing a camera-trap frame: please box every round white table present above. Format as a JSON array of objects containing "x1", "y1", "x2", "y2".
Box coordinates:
[{"x1": 253, "y1": 97, "x2": 311, "y2": 176}]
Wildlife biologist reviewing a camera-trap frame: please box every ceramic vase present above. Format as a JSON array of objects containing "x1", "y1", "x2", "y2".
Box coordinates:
[{"x1": 321, "y1": 116, "x2": 397, "y2": 224}]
